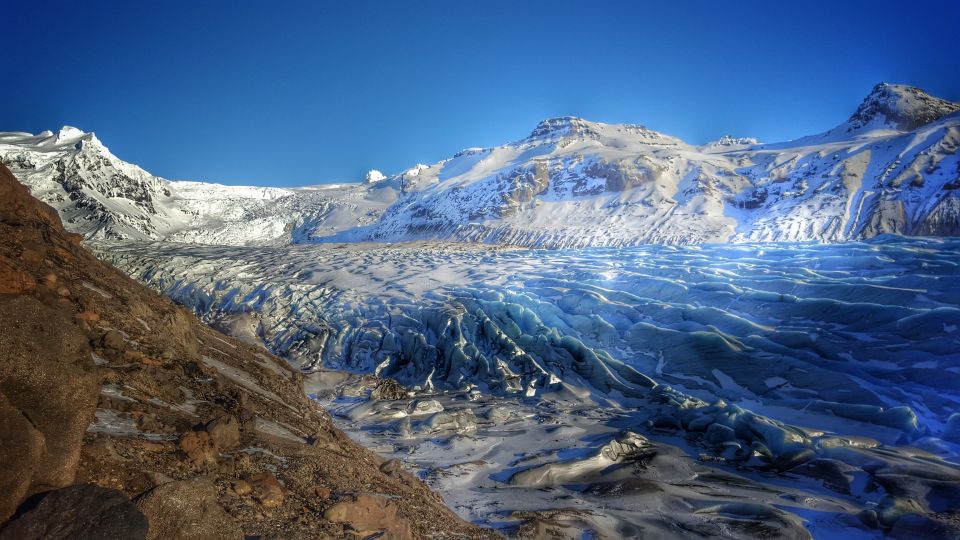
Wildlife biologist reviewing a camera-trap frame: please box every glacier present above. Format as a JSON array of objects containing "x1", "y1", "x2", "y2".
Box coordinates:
[{"x1": 97, "y1": 236, "x2": 960, "y2": 538}]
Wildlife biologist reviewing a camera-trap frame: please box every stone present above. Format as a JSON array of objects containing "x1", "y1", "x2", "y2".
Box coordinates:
[
  {"x1": 313, "y1": 485, "x2": 332, "y2": 499},
  {"x1": 371, "y1": 379, "x2": 408, "y2": 400},
  {"x1": 0, "y1": 484, "x2": 148, "y2": 540},
  {"x1": 0, "y1": 393, "x2": 45, "y2": 522},
  {"x1": 0, "y1": 257, "x2": 35, "y2": 295},
  {"x1": 231, "y1": 479, "x2": 252, "y2": 496},
  {"x1": 205, "y1": 414, "x2": 241, "y2": 450},
  {"x1": 0, "y1": 296, "x2": 99, "y2": 517},
  {"x1": 75, "y1": 311, "x2": 100, "y2": 322},
  {"x1": 323, "y1": 494, "x2": 412, "y2": 540},
  {"x1": 380, "y1": 458, "x2": 405, "y2": 477},
  {"x1": 248, "y1": 472, "x2": 284, "y2": 509},
  {"x1": 177, "y1": 431, "x2": 218, "y2": 466},
  {"x1": 100, "y1": 330, "x2": 126, "y2": 352},
  {"x1": 135, "y1": 477, "x2": 242, "y2": 540}
]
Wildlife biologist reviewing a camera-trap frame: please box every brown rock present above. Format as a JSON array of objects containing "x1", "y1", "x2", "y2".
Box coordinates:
[
  {"x1": 178, "y1": 431, "x2": 218, "y2": 466},
  {"x1": 0, "y1": 257, "x2": 35, "y2": 295},
  {"x1": 313, "y1": 485, "x2": 332, "y2": 499},
  {"x1": 323, "y1": 494, "x2": 413, "y2": 540},
  {"x1": 0, "y1": 295, "x2": 99, "y2": 519},
  {"x1": 0, "y1": 393, "x2": 45, "y2": 521},
  {"x1": 135, "y1": 477, "x2": 242, "y2": 540},
  {"x1": 100, "y1": 329, "x2": 126, "y2": 351},
  {"x1": 18, "y1": 249, "x2": 45, "y2": 268},
  {"x1": 123, "y1": 349, "x2": 145, "y2": 362},
  {"x1": 235, "y1": 452, "x2": 253, "y2": 469},
  {"x1": 0, "y1": 164, "x2": 63, "y2": 228},
  {"x1": 56, "y1": 286, "x2": 71, "y2": 297},
  {"x1": 75, "y1": 310, "x2": 100, "y2": 322},
  {"x1": 231, "y1": 479, "x2": 252, "y2": 497},
  {"x1": 206, "y1": 414, "x2": 241, "y2": 450},
  {"x1": 0, "y1": 484, "x2": 148, "y2": 540},
  {"x1": 248, "y1": 472, "x2": 285, "y2": 509},
  {"x1": 380, "y1": 458, "x2": 405, "y2": 477},
  {"x1": 135, "y1": 440, "x2": 169, "y2": 453}
]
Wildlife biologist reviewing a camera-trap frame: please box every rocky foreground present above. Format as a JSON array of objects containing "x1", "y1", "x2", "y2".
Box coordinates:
[{"x1": 0, "y1": 161, "x2": 496, "y2": 539}]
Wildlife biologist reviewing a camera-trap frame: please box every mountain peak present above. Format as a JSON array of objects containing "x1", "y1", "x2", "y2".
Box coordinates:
[
  {"x1": 55, "y1": 126, "x2": 86, "y2": 141},
  {"x1": 364, "y1": 169, "x2": 386, "y2": 184},
  {"x1": 847, "y1": 83, "x2": 959, "y2": 131},
  {"x1": 52, "y1": 126, "x2": 105, "y2": 151},
  {"x1": 528, "y1": 116, "x2": 599, "y2": 140},
  {"x1": 703, "y1": 135, "x2": 760, "y2": 149}
]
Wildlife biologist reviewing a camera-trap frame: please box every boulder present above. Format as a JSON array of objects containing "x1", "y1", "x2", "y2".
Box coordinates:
[
  {"x1": 248, "y1": 472, "x2": 285, "y2": 508},
  {"x1": 323, "y1": 494, "x2": 412, "y2": 540},
  {"x1": 0, "y1": 393, "x2": 45, "y2": 521},
  {"x1": 99, "y1": 330, "x2": 126, "y2": 352},
  {"x1": 0, "y1": 296, "x2": 99, "y2": 517},
  {"x1": 0, "y1": 484, "x2": 147, "y2": 540},
  {"x1": 178, "y1": 431, "x2": 218, "y2": 466},
  {"x1": 135, "y1": 478, "x2": 242, "y2": 540},
  {"x1": 205, "y1": 414, "x2": 241, "y2": 450}
]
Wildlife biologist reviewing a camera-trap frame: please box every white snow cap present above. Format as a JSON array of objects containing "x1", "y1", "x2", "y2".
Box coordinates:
[
  {"x1": 402, "y1": 164, "x2": 429, "y2": 178},
  {"x1": 365, "y1": 170, "x2": 387, "y2": 183},
  {"x1": 55, "y1": 126, "x2": 86, "y2": 143}
]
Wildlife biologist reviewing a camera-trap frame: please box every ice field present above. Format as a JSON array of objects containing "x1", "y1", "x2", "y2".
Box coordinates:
[{"x1": 99, "y1": 236, "x2": 960, "y2": 538}]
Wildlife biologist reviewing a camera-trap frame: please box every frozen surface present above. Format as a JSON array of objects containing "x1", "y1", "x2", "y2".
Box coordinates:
[{"x1": 98, "y1": 236, "x2": 960, "y2": 538}]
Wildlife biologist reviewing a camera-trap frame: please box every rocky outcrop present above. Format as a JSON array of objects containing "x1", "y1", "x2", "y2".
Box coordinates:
[
  {"x1": 135, "y1": 478, "x2": 242, "y2": 540},
  {"x1": 0, "y1": 484, "x2": 148, "y2": 540},
  {"x1": 324, "y1": 494, "x2": 413, "y2": 540}
]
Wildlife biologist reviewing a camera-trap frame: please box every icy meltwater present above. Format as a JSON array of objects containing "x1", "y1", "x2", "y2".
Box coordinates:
[{"x1": 100, "y1": 237, "x2": 960, "y2": 538}]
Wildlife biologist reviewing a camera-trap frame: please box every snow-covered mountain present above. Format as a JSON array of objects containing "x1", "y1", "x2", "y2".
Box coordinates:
[
  {"x1": 2, "y1": 83, "x2": 958, "y2": 246},
  {"x1": 0, "y1": 127, "x2": 398, "y2": 245}
]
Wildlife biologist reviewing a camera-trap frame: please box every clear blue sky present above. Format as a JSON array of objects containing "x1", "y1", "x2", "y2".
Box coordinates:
[{"x1": 2, "y1": 0, "x2": 958, "y2": 186}]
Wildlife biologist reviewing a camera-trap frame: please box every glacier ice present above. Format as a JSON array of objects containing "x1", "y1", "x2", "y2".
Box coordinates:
[{"x1": 93, "y1": 235, "x2": 960, "y2": 536}]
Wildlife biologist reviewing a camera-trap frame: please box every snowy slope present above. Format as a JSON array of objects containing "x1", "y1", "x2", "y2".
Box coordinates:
[
  {"x1": 1, "y1": 83, "x2": 958, "y2": 246},
  {"x1": 336, "y1": 84, "x2": 960, "y2": 246},
  {"x1": 0, "y1": 128, "x2": 398, "y2": 245}
]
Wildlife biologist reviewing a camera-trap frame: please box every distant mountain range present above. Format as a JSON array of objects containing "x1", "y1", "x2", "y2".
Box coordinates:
[{"x1": 2, "y1": 82, "x2": 958, "y2": 247}]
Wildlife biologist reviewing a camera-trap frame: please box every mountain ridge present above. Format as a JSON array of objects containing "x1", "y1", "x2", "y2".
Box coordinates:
[{"x1": 1, "y1": 82, "x2": 958, "y2": 247}]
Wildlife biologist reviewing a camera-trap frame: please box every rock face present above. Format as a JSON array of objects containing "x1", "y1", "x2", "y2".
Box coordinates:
[
  {"x1": 134, "y1": 478, "x2": 242, "y2": 540},
  {"x1": 0, "y1": 484, "x2": 148, "y2": 540},
  {"x1": 0, "y1": 127, "x2": 395, "y2": 245},
  {"x1": 324, "y1": 494, "x2": 413, "y2": 540},
  {"x1": 0, "y1": 164, "x2": 100, "y2": 521},
  {"x1": 0, "y1": 161, "x2": 495, "y2": 538},
  {"x1": 2, "y1": 83, "x2": 957, "y2": 248}
]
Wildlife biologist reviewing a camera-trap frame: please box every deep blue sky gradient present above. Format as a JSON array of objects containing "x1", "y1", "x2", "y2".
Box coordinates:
[{"x1": 2, "y1": 0, "x2": 958, "y2": 185}]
